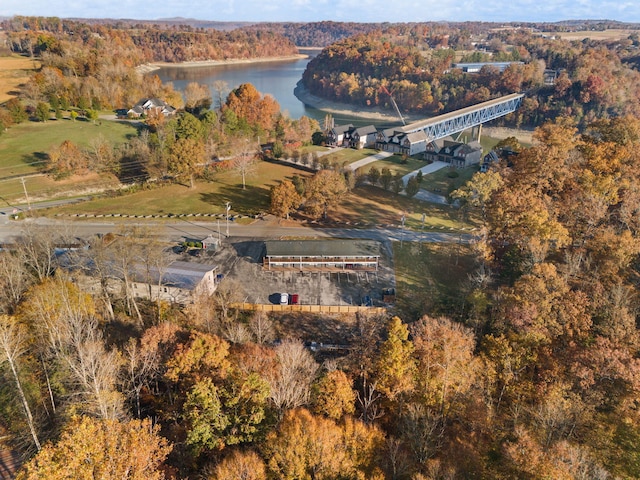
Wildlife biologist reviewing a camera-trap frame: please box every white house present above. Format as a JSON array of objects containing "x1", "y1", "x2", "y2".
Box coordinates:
[
  {"x1": 345, "y1": 125, "x2": 378, "y2": 149},
  {"x1": 127, "y1": 98, "x2": 176, "y2": 118}
]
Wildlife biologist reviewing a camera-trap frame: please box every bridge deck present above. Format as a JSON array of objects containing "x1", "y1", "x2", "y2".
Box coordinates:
[{"x1": 401, "y1": 93, "x2": 524, "y2": 134}]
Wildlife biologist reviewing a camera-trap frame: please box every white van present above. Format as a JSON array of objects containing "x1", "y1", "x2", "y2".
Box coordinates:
[{"x1": 280, "y1": 293, "x2": 289, "y2": 305}]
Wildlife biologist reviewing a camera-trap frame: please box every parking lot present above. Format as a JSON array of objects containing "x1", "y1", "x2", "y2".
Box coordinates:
[{"x1": 184, "y1": 237, "x2": 396, "y2": 307}]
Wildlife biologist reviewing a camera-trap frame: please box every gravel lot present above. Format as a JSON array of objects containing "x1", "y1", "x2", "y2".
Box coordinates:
[{"x1": 181, "y1": 237, "x2": 396, "y2": 307}]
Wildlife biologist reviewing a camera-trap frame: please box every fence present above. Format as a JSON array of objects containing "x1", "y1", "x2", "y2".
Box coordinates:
[{"x1": 232, "y1": 303, "x2": 387, "y2": 314}]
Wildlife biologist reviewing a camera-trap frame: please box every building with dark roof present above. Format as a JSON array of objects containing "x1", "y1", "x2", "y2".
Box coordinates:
[
  {"x1": 127, "y1": 98, "x2": 176, "y2": 118},
  {"x1": 263, "y1": 240, "x2": 380, "y2": 272}
]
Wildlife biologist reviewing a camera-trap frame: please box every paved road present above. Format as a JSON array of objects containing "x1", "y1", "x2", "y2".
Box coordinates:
[{"x1": 0, "y1": 216, "x2": 471, "y2": 245}]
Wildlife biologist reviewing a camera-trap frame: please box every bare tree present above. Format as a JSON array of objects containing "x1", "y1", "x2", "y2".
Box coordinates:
[
  {"x1": 213, "y1": 80, "x2": 229, "y2": 110},
  {"x1": 249, "y1": 311, "x2": 275, "y2": 344},
  {"x1": 135, "y1": 232, "x2": 172, "y2": 322},
  {"x1": 0, "y1": 251, "x2": 31, "y2": 314},
  {"x1": 122, "y1": 338, "x2": 157, "y2": 419},
  {"x1": 232, "y1": 138, "x2": 259, "y2": 189},
  {"x1": 22, "y1": 276, "x2": 123, "y2": 419},
  {"x1": 0, "y1": 315, "x2": 42, "y2": 451},
  {"x1": 110, "y1": 229, "x2": 143, "y2": 324},
  {"x1": 265, "y1": 339, "x2": 318, "y2": 414},
  {"x1": 87, "y1": 134, "x2": 115, "y2": 173},
  {"x1": 18, "y1": 224, "x2": 74, "y2": 282}
]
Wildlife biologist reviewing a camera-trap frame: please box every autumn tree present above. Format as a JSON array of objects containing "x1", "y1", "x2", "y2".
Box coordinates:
[
  {"x1": 211, "y1": 449, "x2": 267, "y2": 480},
  {"x1": 16, "y1": 417, "x2": 171, "y2": 480},
  {"x1": 0, "y1": 315, "x2": 42, "y2": 451},
  {"x1": 263, "y1": 408, "x2": 350, "y2": 479},
  {"x1": 47, "y1": 139, "x2": 88, "y2": 179},
  {"x1": 411, "y1": 316, "x2": 479, "y2": 416},
  {"x1": 167, "y1": 136, "x2": 205, "y2": 188},
  {"x1": 374, "y1": 316, "x2": 415, "y2": 402},
  {"x1": 304, "y1": 169, "x2": 348, "y2": 219},
  {"x1": 224, "y1": 83, "x2": 279, "y2": 133},
  {"x1": 264, "y1": 408, "x2": 384, "y2": 479},
  {"x1": 312, "y1": 369, "x2": 356, "y2": 420},
  {"x1": 270, "y1": 180, "x2": 302, "y2": 219}
]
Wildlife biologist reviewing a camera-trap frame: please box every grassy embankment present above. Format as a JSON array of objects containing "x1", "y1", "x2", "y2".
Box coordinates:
[{"x1": 0, "y1": 119, "x2": 139, "y2": 205}]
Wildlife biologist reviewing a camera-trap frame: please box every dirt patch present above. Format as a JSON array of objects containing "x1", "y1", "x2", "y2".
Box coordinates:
[
  {"x1": 542, "y1": 29, "x2": 635, "y2": 41},
  {"x1": 483, "y1": 126, "x2": 535, "y2": 145},
  {"x1": 0, "y1": 55, "x2": 39, "y2": 104}
]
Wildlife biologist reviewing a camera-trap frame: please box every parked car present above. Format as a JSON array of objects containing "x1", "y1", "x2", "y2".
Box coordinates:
[
  {"x1": 280, "y1": 293, "x2": 289, "y2": 305},
  {"x1": 290, "y1": 293, "x2": 299, "y2": 305}
]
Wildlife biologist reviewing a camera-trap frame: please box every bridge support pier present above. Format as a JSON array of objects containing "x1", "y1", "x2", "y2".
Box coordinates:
[{"x1": 472, "y1": 124, "x2": 483, "y2": 142}]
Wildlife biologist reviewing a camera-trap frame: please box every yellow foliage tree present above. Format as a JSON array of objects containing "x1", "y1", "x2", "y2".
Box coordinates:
[{"x1": 17, "y1": 417, "x2": 171, "y2": 480}]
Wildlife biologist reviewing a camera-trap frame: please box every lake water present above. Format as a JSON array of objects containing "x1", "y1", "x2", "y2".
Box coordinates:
[{"x1": 154, "y1": 50, "x2": 391, "y2": 127}]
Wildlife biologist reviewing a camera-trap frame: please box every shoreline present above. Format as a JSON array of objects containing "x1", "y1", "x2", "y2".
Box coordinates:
[
  {"x1": 293, "y1": 81, "x2": 424, "y2": 123},
  {"x1": 136, "y1": 54, "x2": 308, "y2": 74}
]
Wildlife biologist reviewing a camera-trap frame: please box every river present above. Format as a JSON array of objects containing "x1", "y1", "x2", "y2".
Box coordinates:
[{"x1": 153, "y1": 50, "x2": 402, "y2": 127}]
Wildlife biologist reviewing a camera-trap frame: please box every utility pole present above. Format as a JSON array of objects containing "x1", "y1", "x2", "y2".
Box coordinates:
[
  {"x1": 225, "y1": 202, "x2": 231, "y2": 237},
  {"x1": 21, "y1": 177, "x2": 31, "y2": 211}
]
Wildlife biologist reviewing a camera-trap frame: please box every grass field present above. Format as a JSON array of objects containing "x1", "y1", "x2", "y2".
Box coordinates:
[
  {"x1": 0, "y1": 119, "x2": 139, "y2": 178},
  {"x1": 542, "y1": 29, "x2": 636, "y2": 41},
  {"x1": 318, "y1": 147, "x2": 378, "y2": 167},
  {"x1": 393, "y1": 241, "x2": 475, "y2": 320},
  {"x1": 421, "y1": 165, "x2": 478, "y2": 195},
  {"x1": 0, "y1": 119, "x2": 140, "y2": 204},
  {"x1": 44, "y1": 160, "x2": 311, "y2": 217},
  {"x1": 0, "y1": 55, "x2": 39, "y2": 104},
  {"x1": 361, "y1": 155, "x2": 428, "y2": 177}
]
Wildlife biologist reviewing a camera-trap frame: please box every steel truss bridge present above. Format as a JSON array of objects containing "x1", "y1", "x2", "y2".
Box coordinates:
[{"x1": 394, "y1": 93, "x2": 525, "y2": 142}]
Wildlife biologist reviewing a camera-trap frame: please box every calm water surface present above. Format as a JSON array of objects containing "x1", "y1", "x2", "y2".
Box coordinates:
[{"x1": 154, "y1": 50, "x2": 392, "y2": 127}]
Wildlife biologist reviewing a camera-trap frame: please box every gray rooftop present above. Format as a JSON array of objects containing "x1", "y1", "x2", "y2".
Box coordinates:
[
  {"x1": 265, "y1": 240, "x2": 380, "y2": 258},
  {"x1": 132, "y1": 261, "x2": 217, "y2": 290}
]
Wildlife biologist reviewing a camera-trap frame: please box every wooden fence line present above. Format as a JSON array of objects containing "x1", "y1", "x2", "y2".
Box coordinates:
[{"x1": 231, "y1": 303, "x2": 386, "y2": 314}]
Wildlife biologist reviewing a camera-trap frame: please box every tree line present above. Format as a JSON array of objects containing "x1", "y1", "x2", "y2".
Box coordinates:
[
  {"x1": 301, "y1": 25, "x2": 640, "y2": 128},
  {"x1": 2, "y1": 117, "x2": 640, "y2": 479}
]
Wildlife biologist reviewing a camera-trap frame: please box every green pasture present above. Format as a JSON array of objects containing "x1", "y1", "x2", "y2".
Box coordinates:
[
  {"x1": 44, "y1": 161, "x2": 309, "y2": 217},
  {"x1": 319, "y1": 147, "x2": 378, "y2": 167},
  {"x1": 420, "y1": 165, "x2": 479, "y2": 196},
  {"x1": 393, "y1": 241, "x2": 475, "y2": 320},
  {"x1": 360, "y1": 155, "x2": 428, "y2": 177},
  {"x1": 337, "y1": 185, "x2": 475, "y2": 232},
  {"x1": 0, "y1": 118, "x2": 139, "y2": 179}
]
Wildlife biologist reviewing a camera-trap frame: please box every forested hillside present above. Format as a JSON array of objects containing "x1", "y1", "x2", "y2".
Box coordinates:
[
  {"x1": 3, "y1": 16, "x2": 640, "y2": 480},
  {"x1": 301, "y1": 26, "x2": 640, "y2": 127},
  {"x1": 2, "y1": 117, "x2": 640, "y2": 479},
  {"x1": 244, "y1": 21, "x2": 383, "y2": 47},
  {"x1": 2, "y1": 17, "x2": 298, "y2": 63},
  {"x1": 0, "y1": 17, "x2": 297, "y2": 113}
]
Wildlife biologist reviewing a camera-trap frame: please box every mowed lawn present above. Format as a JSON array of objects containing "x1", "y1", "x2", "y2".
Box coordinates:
[
  {"x1": 0, "y1": 119, "x2": 140, "y2": 204},
  {"x1": 45, "y1": 161, "x2": 312, "y2": 217},
  {"x1": 0, "y1": 119, "x2": 139, "y2": 178}
]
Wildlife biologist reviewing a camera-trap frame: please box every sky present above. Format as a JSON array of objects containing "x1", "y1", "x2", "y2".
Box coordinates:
[{"x1": 2, "y1": 0, "x2": 640, "y2": 24}]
